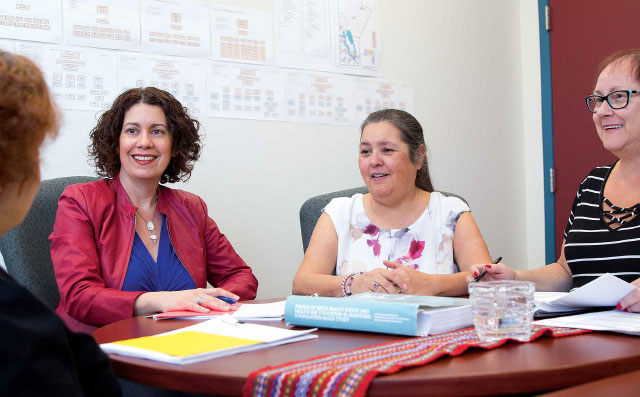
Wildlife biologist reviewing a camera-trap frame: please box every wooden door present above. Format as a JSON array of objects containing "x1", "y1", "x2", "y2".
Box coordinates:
[{"x1": 549, "y1": 0, "x2": 640, "y2": 257}]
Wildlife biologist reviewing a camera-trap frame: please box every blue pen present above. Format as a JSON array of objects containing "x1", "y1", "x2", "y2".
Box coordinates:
[{"x1": 217, "y1": 296, "x2": 237, "y2": 304}]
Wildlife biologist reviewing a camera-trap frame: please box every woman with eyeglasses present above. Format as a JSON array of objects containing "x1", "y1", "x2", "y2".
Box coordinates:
[{"x1": 468, "y1": 49, "x2": 640, "y2": 312}]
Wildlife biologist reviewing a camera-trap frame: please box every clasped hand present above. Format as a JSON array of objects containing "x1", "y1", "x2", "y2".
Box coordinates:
[{"x1": 349, "y1": 261, "x2": 433, "y2": 295}]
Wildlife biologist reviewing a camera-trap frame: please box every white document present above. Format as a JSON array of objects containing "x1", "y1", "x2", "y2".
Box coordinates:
[
  {"x1": 140, "y1": 0, "x2": 210, "y2": 59},
  {"x1": 211, "y1": 6, "x2": 272, "y2": 65},
  {"x1": 16, "y1": 42, "x2": 118, "y2": 111},
  {"x1": 274, "y1": 0, "x2": 331, "y2": 72},
  {"x1": 535, "y1": 310, "x2": 640, "y2": 335},
  {"x1": 285, "y1": 70, "x2": 352, "y2": 125},
  {"x1": 118, "y1": 52, "x2": 206, "y2": 116},
  {"x1": 232, "y1": 300, "x2": 286, "y2": 321},
  {"x1": 62, "y1": 0, "x2": 141, "y2": 51},
  {"x1": 351, "y1": 78, "x2": 413, "y2": 125},
  {"x1": 206, "y1": 61, "x2": 285, "y2": 121},
  {"x1": 0, "y1": 0, "x2": 63, "y2": 43},
  {"x1": 0, "y1": 38, "x2": 15, "y2": 52},
  {"x1": 329, "y1": 0, "x2": 381, "y2": 76},
  {"x1": 534, "y1": 273, "x2": 637, "y2": 313}
]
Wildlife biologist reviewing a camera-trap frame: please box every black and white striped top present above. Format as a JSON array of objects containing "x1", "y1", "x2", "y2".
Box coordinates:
[{"x1": 564, "y1": 163, "x2": 640, "y2": 289}]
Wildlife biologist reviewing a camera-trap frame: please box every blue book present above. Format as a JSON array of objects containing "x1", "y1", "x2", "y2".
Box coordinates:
[{"x1": 284, "y1": 293, "x2": 472, "y2": 336}]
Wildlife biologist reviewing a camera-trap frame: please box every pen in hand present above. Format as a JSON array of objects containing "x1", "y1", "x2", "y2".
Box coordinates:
[
  {"x1": 473, "y1": 256, "x2": 502, "y2": 282},
  {"x1": 217, "y1": 296, "x2": 237, "y2": 304}
]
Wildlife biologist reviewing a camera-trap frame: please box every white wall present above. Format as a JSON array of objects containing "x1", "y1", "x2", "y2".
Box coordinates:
[{"x1": 31, "y1": 0, "x2": 546, "y2": 298}]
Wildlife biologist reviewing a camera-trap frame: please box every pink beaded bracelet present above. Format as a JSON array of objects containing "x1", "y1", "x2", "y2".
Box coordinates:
[{"x1": 341, "y1": 272, "x2": 363, "y2": 297}]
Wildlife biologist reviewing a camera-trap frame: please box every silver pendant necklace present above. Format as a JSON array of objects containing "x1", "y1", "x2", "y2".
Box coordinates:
[{"x1": 135, "y1": 195, "x2": 158, "y2": 244}]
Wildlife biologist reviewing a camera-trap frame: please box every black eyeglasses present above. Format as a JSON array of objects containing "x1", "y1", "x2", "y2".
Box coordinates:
[{"x1": 585, "y1": 89, "x2": 640, "y2": 113}]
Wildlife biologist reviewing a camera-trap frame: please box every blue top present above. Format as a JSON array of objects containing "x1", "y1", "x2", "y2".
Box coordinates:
[{"x1": 122, "y1": 215, "x2": 196, "y2": 292}]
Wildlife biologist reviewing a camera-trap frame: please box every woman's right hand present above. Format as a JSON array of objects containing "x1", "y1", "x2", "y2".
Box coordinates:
[
  {"x1": 134, "y1": 287, "x2": 238, "y2": 315},
  {"x1": 465, "y1": 262, "x2": 516, "y2": 283},
  {"x1": 350, "y1": 268, "x2": 399, "y2": 294}
]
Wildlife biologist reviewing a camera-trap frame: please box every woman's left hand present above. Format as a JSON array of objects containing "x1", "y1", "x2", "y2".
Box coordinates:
[
  {"x1": 384, "y1": 260, "x2": 436, "y2": 295},
  {"x1": 617, "y1": 278, "x2": 640, "y2": 313}
]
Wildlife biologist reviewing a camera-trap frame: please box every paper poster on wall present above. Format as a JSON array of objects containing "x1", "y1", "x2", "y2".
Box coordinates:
[
  {"x1": 16, "y1": 42, "x2": 118, "y2": 111},
  {"x1": 118, "y1": 52, "x2": 206, "y2": 116},
  {"x1": 62, "y1": 0, "x2": 141, "y2": 51},
  {"x1": 0, "y1": 38, "x2": 15, "y2": 52},
  {"x1": 330, "y1": 0, "x2": 381, "y2": 77},
  {"x1": 351, "y1": 78, "x2": 413, "y2": 125},
  {"x1": 211, "y1": 6, "x2": 272, "y2": 65},
  {"x1": 0, "y1": 0, "x2": 63, "y2": 43},
  {"x1": 285, "y1": 70, "x2": 351, "y2": 125},
  {"x1": 274, "y1": 0, "x2": 331, "y2": 72},
  {"x1": 140, "y1": 0, "x2": 210, "y2": 59},
  {"x1": 206, "y1": 61, "x2": 285, "y2": 121}
]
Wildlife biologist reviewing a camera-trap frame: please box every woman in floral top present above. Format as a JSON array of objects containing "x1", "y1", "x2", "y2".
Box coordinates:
[{"x1": 293, "y1": 109, "x2": 492, "y2": 297}]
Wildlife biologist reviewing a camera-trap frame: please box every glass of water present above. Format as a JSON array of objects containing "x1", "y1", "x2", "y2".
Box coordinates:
[{"x1": 468, "y1": 280, "x2": 535, "y2": 342}]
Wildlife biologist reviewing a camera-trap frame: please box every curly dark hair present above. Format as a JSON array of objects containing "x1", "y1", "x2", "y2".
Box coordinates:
[
  {"x1": 0, "y1": 51, "x2": 58, "y2": 187},
  {"x1": 360, "y1": 109, "x2": 434, "y2": 192},
  {"x1": 88, "y1": 87, "x2": 201, "y2": 184}
]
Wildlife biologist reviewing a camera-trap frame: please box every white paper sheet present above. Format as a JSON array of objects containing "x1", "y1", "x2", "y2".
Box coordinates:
[
  {"x1": 535, "y1": 310, "x2": 640, "y2": 335},
  {"x1": 330, "y1": 0, "x2": 381, "y2": 76},
  {"x1": 206, "y1": 61, "x2": 285, "y2": 121},
  {"x1": 16, "y1": 42, "x2": 118, "y2": 111},
  {"x1": 351, "y1": 78, "x2": 413, "y2": 125},
  {"x1": 62, "y1": 0, "x2": 141, "y2": 51},
  {"x1": 140, "y1": 0, "x2": 210, "y2": 59},
  {"x1": 232, "y1": 300, "x2": 286, "y2": 320},
  {"x1": 554, "y1": 273, "x2": 636, "y2": 307},
  {"x1": 118, "y1": 52, "x2": 206, "y2": 116},
  {"x1": 274, "y1": 0, "x2": 331, "y2": 72},
  {"x1": 211, "y1": 6, "x2": 272, "y2": 65},
  {"x1": 0, "y1": 0, "x2": 62, "y2": 43},
  {"x1": 285, "y1": 70, "x2": 351, "y2": 125}
]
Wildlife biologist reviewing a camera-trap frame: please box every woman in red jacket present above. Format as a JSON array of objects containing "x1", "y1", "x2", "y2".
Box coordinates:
[{"x1": 50, "y1": 87, "x2": 258, "y2": 332}]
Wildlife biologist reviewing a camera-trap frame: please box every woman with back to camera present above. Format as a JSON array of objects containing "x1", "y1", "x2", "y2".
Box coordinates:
[
  {"x1": 0, "y1": 50, "x2": 120, "y2": 395},
  {"x1": 293, "y1": 109, "x2": 492, "y2": 297},
  {"x1": 50, "y1": 87, "x2": 258, "y2": 332},
  {"x1": 468, "y1": 49, "x2": 640, "y2": 312}
]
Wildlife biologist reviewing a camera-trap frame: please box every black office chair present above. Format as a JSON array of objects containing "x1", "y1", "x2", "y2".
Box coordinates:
[
  {"x1": 299, "y1": 187, "x2": 468, "y2": 253},
  {"x1": 0, "y1": 176, "x2": 98, "y2": 310}
]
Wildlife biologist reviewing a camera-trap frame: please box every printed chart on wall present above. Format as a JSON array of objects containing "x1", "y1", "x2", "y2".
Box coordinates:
[
  {"x1": 285, "y1": 70, "x2": 351, "y2": 125},
  {"x1": 141, "y1": 0, "x2": 210, "y2": 59},
  {"x1": 0, "y1": 0, "x2": 62, "y2": 43},
  {"x1": 330, "y1": 0, "x2": 381, "y2": 77},
  {"x1": 351, "y1": 78, "x2": 413, "y2": 124},
  {"x1": 62, "y1": 0, "x2": 140, "y2": 51},
  {"x1": 211, "y1": 6, "x2": 272, "y2": 65},
  {"x1": 15, "y1": 41, "x2": 118, "y2": 111},
  {"x1": 207, "y1": 61, "x2": 285, "y2": 121},
  {"x1": 118, "y1": 52, "x2": 206, "y2": 116},
  {"x1": 274, "y1": 0, "x2": 331, "y2": 72}
]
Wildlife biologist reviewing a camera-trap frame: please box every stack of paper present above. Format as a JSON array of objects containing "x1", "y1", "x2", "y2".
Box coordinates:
[
  {"x1": 232, "y1": 300, "x2": 286, "y2": 321},
  {"x1": 100, "y1": 314, "x2": 316, "y2": 365},
  {"x1": 534, "y1": 273, "x2": 636, "y2": 315}
]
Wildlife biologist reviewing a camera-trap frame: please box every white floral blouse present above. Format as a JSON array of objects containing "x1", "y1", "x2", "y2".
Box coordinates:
[{"x1": 324, "y1": 192, "x2": 469, "y2": 276}]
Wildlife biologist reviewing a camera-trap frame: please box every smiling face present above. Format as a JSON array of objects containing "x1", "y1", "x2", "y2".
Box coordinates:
[
  {"x1": 359, "y1": 121, "x2": 422, "y2": 200},
  {"x1": 118, "y1": 102, "x2": 173, "y2": 186},
  {"x1": 593, "y1": 60, "x2": 640, "y2": 158}
]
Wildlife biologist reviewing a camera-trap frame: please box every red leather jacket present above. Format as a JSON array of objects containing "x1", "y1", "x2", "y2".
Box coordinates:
[{"x1": 50, "y1": 175, "x2": 258, "y2": 333}]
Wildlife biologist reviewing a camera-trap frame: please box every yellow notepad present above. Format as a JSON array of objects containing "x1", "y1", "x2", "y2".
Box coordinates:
[{"x1": 113, "y1": 331, "x2": 261, "y2": 357}]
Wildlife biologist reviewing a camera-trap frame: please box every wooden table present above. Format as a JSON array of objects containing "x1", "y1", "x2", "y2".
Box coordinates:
[{"x1": 94, "y1": 314, "x2": 640, "y2": 396}]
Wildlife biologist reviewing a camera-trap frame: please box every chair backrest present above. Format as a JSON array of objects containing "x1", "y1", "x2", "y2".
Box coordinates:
[
  {"x1": 299, "y1": 187, "x2": 469, "y2": 253},
  {"x1": 0, "y1": 176, "x2": 98, "y2": 310}
]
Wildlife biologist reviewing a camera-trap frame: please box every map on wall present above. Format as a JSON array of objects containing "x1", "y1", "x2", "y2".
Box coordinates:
[
  {"x1": 0, "y1": 0, "x2": 63, "y2": 43},
  {"x1": 330, "y1": 0, "x2": 381, "y2": 77}
]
